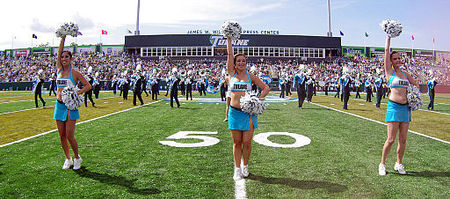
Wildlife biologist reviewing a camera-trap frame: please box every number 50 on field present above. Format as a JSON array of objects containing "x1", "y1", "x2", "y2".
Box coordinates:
[{"x1": 159, "y1": 131, "x2": 311, "y2": 148}]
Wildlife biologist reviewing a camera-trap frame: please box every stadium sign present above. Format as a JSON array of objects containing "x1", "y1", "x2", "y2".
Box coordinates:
[
  {"x1": 188, "y1": 29, "x2": 279, "y2": 35},
  {"x1": 209, "y1": 35, "x2": 249, "y2": 47}
]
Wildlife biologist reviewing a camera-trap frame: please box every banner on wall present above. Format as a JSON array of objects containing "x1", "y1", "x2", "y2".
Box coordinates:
[
  {"x1": 52, "y1": 47, "x2": 73, "y2": 56},
  {"x1": 101, "y1": 46, "x2": 123, "y2": 54},
  {"x1": 76, "y1": 46, "x2": 96, "y2": 54},
  {"x1": 14, "y1": 50, "x2": 29, "y2": 56}
]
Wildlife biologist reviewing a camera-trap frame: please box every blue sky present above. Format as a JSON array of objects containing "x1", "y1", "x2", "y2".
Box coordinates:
[{"x1": 1, "y1": 0, "x2": 449, "y2": 51}]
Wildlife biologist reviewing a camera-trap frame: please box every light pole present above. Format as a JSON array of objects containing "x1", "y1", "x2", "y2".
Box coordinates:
[
  {"x1": 135, "y1": 0, "x2": 141, "y2": 35},
  {"x1": 327, "y1": 0, "x2": 332, "y2": 37}
]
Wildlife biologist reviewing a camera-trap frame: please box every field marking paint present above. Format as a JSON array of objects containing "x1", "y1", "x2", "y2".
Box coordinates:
[
  {"x1": 0, "y1": 101, "x2": 160, "y2": 148},
  {"x1": 331, "y1": 95, "x2": 450, "y2": 116},
  {"x1": 0, "y1": 96, "x2": 118, "y2": 116},
  {"x1": 235, "y1": 179, "x2": 247, "y2": 199},
  {"x1": 311, "y1": 102, "x2": 449, "y2": 144},
  {"x1": 253, "y1": 132, "x2": 311, "y2": 148}
]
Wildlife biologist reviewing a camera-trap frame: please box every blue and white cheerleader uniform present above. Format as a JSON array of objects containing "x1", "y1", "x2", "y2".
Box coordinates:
[
  {"x1": 385, "y1": 70, "x2": 410, "y2": 123},
  {"x1": 53, "y1": 67, "x2": 80, "y2": 121},
  {"x1": 228, "y1": 72, "x2": 258, "y2": 131}
]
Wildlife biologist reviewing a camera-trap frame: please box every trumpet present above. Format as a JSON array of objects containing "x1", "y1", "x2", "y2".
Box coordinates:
[
  {"x1": 180, "y1": 70, "x2": 187, "y2": 77},
  {"x1": 199, "y1": 70, "x2": 206, "y2": 77}
]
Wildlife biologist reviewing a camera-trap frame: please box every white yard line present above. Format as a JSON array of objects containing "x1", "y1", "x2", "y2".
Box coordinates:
[
  {"x1": 235, "y1": 179, "x2": 247, "y2": 199},
  {"x1": 0, "y1": 100, "x2": 160, "y2": 148},
  {"x1": 311, "y1": 102, "x2": 449, "y2": 144}
]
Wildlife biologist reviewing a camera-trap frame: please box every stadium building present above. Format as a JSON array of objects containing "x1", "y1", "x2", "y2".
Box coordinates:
[{"x1": 124, "y1": 34, "x2": 342, "y2": 62}]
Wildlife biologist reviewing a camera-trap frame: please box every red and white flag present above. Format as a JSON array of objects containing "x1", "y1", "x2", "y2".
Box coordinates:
[
  {"x1": 432, "y1": 38, "x2": 435, "y2": 44},
  {"x1": 101, "y1": 30, "x2": 108, "y2": 35},
  {"x1": 411, "y1": 35, "x2": 414, "y2": 40}
]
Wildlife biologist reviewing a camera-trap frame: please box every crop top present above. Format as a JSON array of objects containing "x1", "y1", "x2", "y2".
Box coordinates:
[
  {"x1": 229, "y1": 72, "x2": 252, "y2": 92},
  {"x1": 388, "y1": 69, "x2": 409, "y2": 89}
]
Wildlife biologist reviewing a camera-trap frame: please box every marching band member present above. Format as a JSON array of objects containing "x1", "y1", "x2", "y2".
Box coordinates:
[
  {"x1": 375, "y1": 74, "x2": 384, "y2": 108},
  {"x1": 132, "y1": 71, "x2": 144, "y2": 106},
  {"x1": 33, "y1": 70, "x2": 46, "y2": 108},
  {"x1": 379, "y1": 36, "x2": 419, "y2": 176},
  {"x1": 198, "y1": 72, "x2": 207, "y2": 96},
  {"x1": 111, "y1": 75, "x2": 118, "y2": 95},
  {"x1": 141, "y1": 73, "x2": 149, "y2": 97},
  {"x1": 150, "y1": 75, "x2": 159, "y2": 100},
  {"x1": 48, "y1": 73, "x2": 57, "y2": 96},
  {"x1": 365, "y1": 77, "x2": 373, "y2": 102},
  {"x1": 278, "y1": 74, "x2": 286, "y2": 98},
  {"x1": 294, "y1": 69, "x2": 306, "y2": 109},
  {"x1": 122, "y1": 76, "x2": 130, "y2": 100},
  {"x1": 93, "y1": 72, "x2": 100, "y2": 99},
  {"x1": 306, "y1": 74, "x2": 314, "y2": 102},
  {"x1": 219, "y1": 74, "x2": 227, "y2": 101},
  {"x1": 82, "y1": 72, "x2": 95, "y2": 107},
  {"x1": 226, "y1": 36, "x2": 270, "y2": 181},
  {"x1": 54, "y1": 35, "x2": 91, "y2": 170},
  {"x1": 334, "y1": 77, "x2": 340, "y2": 99},
  {"x1": 169, "y1": 70, "x2": 181, "y2": 108},
  {"x1": 354, "y1": 78, "x2": 362, "y2": 98},
  {"x1": 185, "y1": 70, "x2": 193, "y2": 100},
  {"x1": 342, "y1": 71, "x2": 352, "y2": 110},
  {"x1": 427, "y1": 78, "x2": 437, "y2": 110},
  {"x1": 286, "y1": 74, "x2": 293, "y2": 96}
]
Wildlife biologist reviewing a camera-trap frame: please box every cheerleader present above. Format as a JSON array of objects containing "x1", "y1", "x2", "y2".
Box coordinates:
[
  {"x1": 427, "y1": 78, "x2": 437, "y2": 110},
  {"x1": 33, "y1": 71, "x2": 46, "y2": 108},
  {"x1": 379, "y1": 36, "x2": 419, "y2": 176},
  {"x1": 226, "y1": 36, "x2": 270, "y2": 181},
  {"x1": 54, "y1": 35, "x2": 91, "y2": 170},
  {"x1": 293, "y1": 70, "x2": 306, "y2": 109}
]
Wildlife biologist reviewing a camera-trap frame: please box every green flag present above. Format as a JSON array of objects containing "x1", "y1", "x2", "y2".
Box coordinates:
[{"x1": 365, "y1": 32, "x2": 369, "y2": 37}]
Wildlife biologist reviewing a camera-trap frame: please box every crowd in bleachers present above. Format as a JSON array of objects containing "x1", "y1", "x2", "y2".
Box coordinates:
[{"x1": 0, "y1": 52, "x2": 448, "y2": 87}]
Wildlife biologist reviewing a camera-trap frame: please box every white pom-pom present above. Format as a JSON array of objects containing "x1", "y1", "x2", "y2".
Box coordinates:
[
  {"x1": 240, "y1": 91, "x2": 266, "y2": 115},
  {"x1": 55, "y1": 22, "x2": 80, "y2": 38},
  {"x1": 221, "y1": 20, "x2": 242, "y2": 40},
  {"x1": 61, "y1": 86, "x2": 84, "y2": 110},
  {"x1": 380, "y1": 19, "x2": 403, "y2": 38},
  {"x1": 407, "y1": 85, "x2": 423, "y2": 111}
]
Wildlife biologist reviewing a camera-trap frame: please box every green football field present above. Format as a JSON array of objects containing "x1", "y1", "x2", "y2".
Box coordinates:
[{"x1": 0, "y1": 91, "x2": 449, "y2": 198}]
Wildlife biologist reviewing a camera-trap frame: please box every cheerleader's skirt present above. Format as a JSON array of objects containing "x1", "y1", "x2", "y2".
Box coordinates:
[
  {"x1": 53, "y1": 100, "x2": 80, "y2": 121},
  {"x1": 385, "y1": 100, "x2": 410, "y2": 123},
  {"x1": 228, "y1": 106, "x2": 258, "y2": 131}
]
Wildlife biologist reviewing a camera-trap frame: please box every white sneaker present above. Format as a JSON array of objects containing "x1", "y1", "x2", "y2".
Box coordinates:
[
  {"x1": 394, "y1": 162, "x2": 406, "y2": 175},
  {"x1": 73, "y1": 156, "x2": 82, "y2": 170},
  {"x1": 233, "y1": 167, "x2": 243, "y2": 181},
  {"x1": 378, "y1": 163, "x2": 386, "y2": 176},
  {"x1": 62, "y1": 158, "x2": 73, "y2": 169},
  {"x1": 242, "y1": 165, "x2": 249, "y2": 178}
]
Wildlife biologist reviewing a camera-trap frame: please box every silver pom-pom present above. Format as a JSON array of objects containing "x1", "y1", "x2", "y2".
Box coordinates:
[
  {"x1": 221, "y1": 20, "x2": 242, "y2": 40},
  {"x1": 240, "y1": 91, "x2": 266, "y2": 115},
  {"x1": 407, "y1": 85, "x2": 423, "y2": 111},
  {"x1": 56, "y1": 22, "x2": 80, "y2": 38},
  {"x1": 380, "y1": 19, "x2": 403, "y2": 38},
  {"x1": 61, "y1": 86, "x2": 84, "y2": 110}
]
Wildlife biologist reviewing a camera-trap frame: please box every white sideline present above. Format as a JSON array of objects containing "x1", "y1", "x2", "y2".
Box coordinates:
[
  {"x1": 311, "y1": 102, "x2": 450, "y2": 144},
  {"x1": 0, "y1": 100, "x2": 160, "y2": 148}
]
